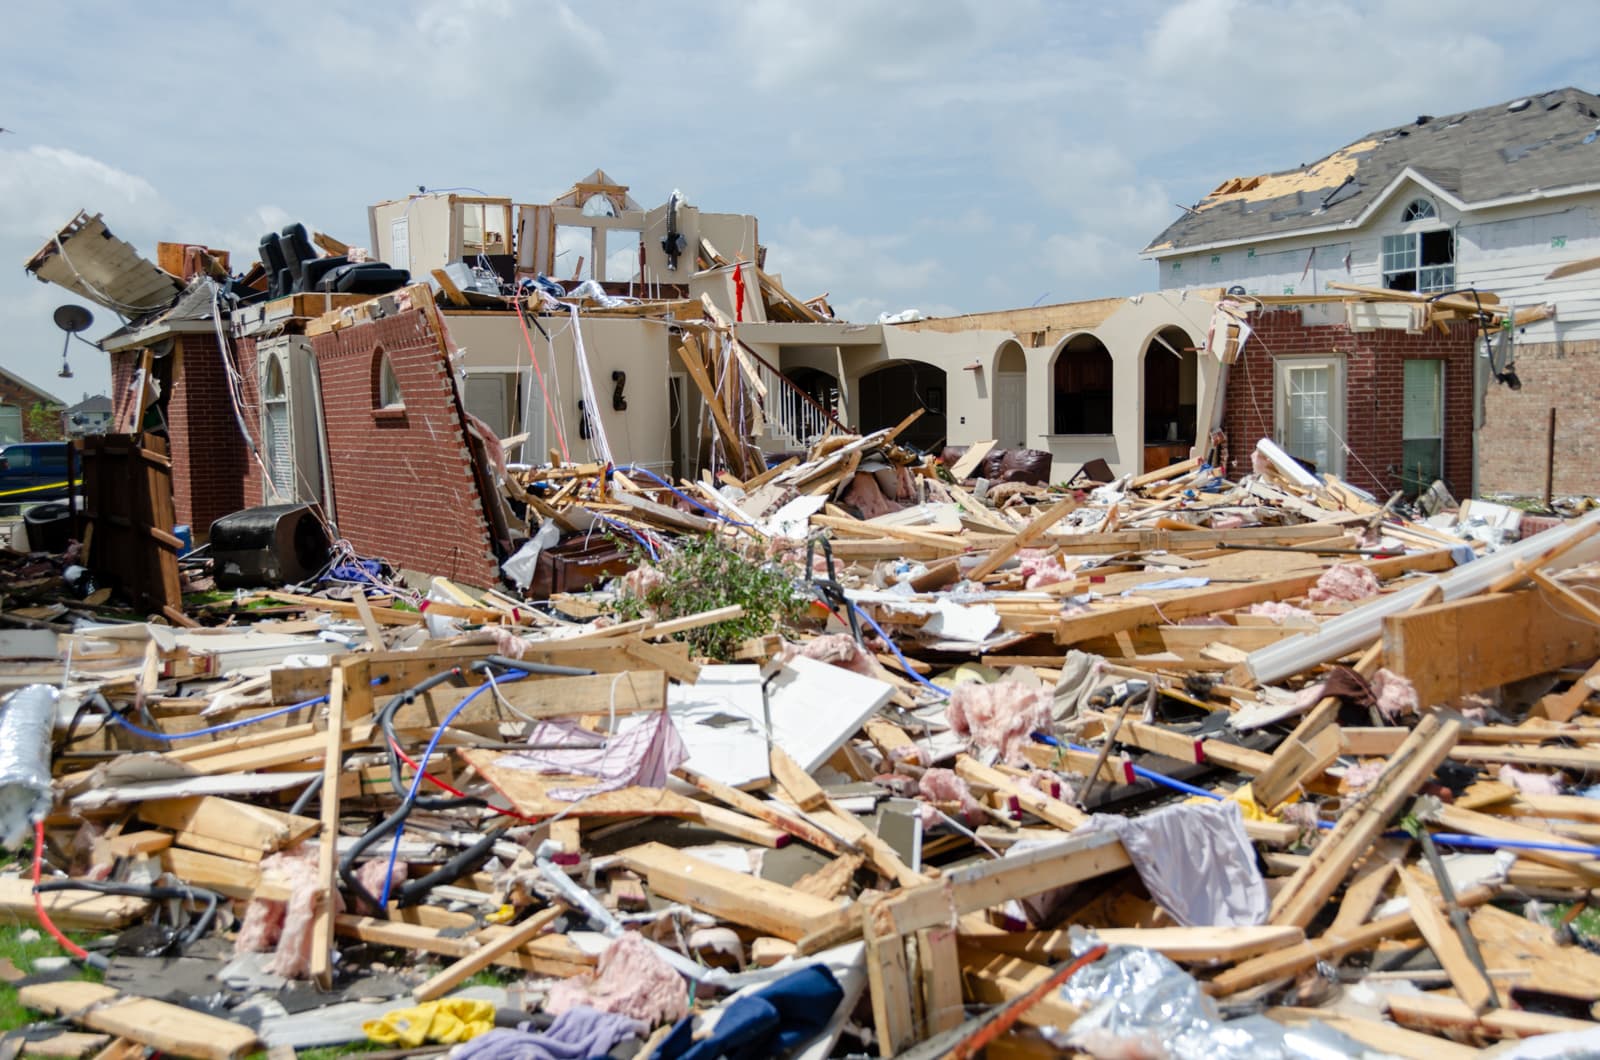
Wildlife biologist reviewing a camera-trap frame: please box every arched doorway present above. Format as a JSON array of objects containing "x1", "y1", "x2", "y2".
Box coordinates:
[
  {"x1": 1051, "y1": 334, "x2": 1114, "y2": 435},
  {"x1": 992, "y1": 341, "x2": 1027, "y2": 448},
  {"x1": 858, "y1": 360, "x2": 946, "y2": 451},
  {"x1": 1141, "y1": 326, "x2": 1197, "y2": 472}
]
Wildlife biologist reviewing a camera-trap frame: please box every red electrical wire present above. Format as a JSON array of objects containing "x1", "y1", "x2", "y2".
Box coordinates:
[
  {"x1": 385, "y1": 738, "x2": 533, "y2": 822},
  {"x1": 512, "y1": 296, "x2": 570, "y2": 461},
  {"x1": 32, "y1": 819, "x2": 88, "y2": 961}
]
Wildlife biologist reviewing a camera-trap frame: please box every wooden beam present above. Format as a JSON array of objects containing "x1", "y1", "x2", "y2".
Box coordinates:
[
  {"x1": 17, "y1": 982, "x2": 257, "y2": 1060},
  {"x1": 968, "y1": 495, "x2": 1079, "y2": 581},
  {"x1": 1397, "y1": 869, "x2": 1494, "y2": 1014},
  {"x1": 617, "y1": 842, "x2": 839, "y2": 941},
  {"x1": 412, "y1": 906, "x2": 564, "y2": 1002},
  {"x1": 1382, "y1": 589, "x2": 1600, "y2": 705},
  {"x1": 310, "y1": 659, "x2": 353, "y2": 990}
]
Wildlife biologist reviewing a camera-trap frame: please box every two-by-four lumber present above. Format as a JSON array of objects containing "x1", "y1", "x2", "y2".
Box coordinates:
[
  {"x1": 617, "y1": 842, "x2": 841, "y2": 941},
  {"x1": 17, "y1": 982, "x2": 258, "y2": 1060},
  {"x1": 412, "y1": 905, "x2": 565, "y2": 1002}
]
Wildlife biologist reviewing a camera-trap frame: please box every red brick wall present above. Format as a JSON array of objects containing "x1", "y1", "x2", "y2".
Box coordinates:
[
  {"x1": 108, "y1": 350, "x2": 138, "y2": 427},
  {"x1": 167, "y1": 334, "x2": 255, "y2": 535},
  {"x1": 1479, "y1": 339, "x2": 1600, "y2": 498},
  {"x1": 1221, "y1": 310, "x2": 1474, "y2": 498},
  {"x1": 0, "y1": 375, "x2": 62, "y2": 441},
  {"x1": 311, "y1": 310, "x2": 499, "y2": 585}
]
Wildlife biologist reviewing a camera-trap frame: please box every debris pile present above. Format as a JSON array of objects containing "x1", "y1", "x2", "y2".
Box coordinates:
[{"x1": 8, "y1": 424, "x2": 1600, "y2": 1058}]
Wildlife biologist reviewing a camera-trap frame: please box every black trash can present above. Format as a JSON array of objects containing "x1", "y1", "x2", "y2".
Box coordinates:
[{"x1": 22, "y1": 502, "x2": 72, "y2": 555}]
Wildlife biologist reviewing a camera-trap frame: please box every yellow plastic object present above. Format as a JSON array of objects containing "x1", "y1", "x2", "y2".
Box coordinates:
[
  {"x1": 929, "y1": 662, "x2": 1001, "y2": 691},
  {"x1": 1186, "y1": 782, "x2": 1294, "y2": 822},
  {"x1": 363, "y1": 998, "x2": 496, "y2": 1046}
]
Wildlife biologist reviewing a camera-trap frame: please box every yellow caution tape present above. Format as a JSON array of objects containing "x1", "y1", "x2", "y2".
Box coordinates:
[{"x1": 0, "y1": 479, "x2": 75, "y2": 499}]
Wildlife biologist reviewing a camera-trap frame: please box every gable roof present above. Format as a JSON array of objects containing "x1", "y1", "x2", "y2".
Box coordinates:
[
  {"x1": 1145, "y1": 87, "x2": 1600, "y2": 257},
  {"x1": 0, "y1": 365, "x2": 64, "y2": 407}
]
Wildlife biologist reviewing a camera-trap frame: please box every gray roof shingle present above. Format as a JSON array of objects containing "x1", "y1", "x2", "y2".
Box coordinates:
[{"x1": 1144, "y1": 87, "x2": 1600, "y2": 255}]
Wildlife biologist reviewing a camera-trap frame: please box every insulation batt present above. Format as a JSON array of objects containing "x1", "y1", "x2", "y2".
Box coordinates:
[
  {"x1": 918, "y1": 767, "x2": 986, "y2": 822},
  {"x1": 1017, "y1": 548, "x2": 1074, "y2": 590},
  {"x1": 947, "y1": 682, "x2": 1053, "y2": 765},
  {"x1": 1498, "y1": 763, "x2": 1565, "y2": 797},
  {"x1": 235, "y1": 843, "x2": 346, "y2": 978},
  {"x1": 780, "y1": 634, "x2": 886, "y2": 681},
  {"x1": 1307, "y1": 563, "x2": 1381, "y2": 603},
  {"x1": 1248, "y1": 600, "x2": 1317, "y2": 624},
  {"x1": 544, "y1": 930, "x2": 687, "y2": 1027},
  {"x1": 1370, "y1": 668, "x2": 1420, "y2": 720}
]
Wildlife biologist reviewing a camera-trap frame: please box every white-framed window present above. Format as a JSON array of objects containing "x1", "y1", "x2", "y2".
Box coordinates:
[
  {"x1": 262, "y1": 355, "x2": 293, "y2": 498},
  {"x1": 1275, "y1": 356, "x2": 1344, "y2": 477},
  {"x1": 1401, "y1": 359, "x2": 1444, "y2": 494},
  {"x1": 1382, "y1": 199, "x2": 1454, "y2": 293}
]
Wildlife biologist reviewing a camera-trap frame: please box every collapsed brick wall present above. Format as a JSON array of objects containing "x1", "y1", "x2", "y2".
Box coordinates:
[
  {"x1": 105, "y1": 338, "x2": 259, "y2": 536},
  {"x1": 1478, "y1": 339, "x2": 1600, "y2": 498},
  {"x1": 1220, "y1": 310, "x2": 1474, "y2": 498},
  {"x1": 310, "y1": 309, "x2": 500, "y2": 585}
]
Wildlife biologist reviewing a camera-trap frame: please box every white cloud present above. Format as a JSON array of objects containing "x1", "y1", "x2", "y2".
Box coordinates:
[{"x1": 0, "y1": 146, "x2": 163, "y2": 239}]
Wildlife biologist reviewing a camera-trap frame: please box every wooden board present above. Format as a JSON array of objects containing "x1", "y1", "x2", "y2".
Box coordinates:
[
  {"x1": 1383, "y1": 588, "x2": 1600, "y2": 705},
  {"x1": 962, "y1": 923, "x2": 1304, "y2": 964},
  {"x1": 18, "y1": 982, "x2": 257, "y2": 1060},
  {"x1": 462, "y1": 749, "x2": 702, "y2": 818},
  {"x1": 0, "y1": 877, "x2": 149, "y2": 932},
  {"x1": 617, "y1": 842, "x2": 840, "y2": 941}
]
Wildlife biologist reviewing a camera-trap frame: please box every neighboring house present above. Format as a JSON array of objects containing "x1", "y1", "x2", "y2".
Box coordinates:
[
  {"x1": 1145, "y1": 86, "x2": 1600, "y2": 497},
  {"x1": 0, "y1": 366, "x2": 64, "y2": 443},
  {"x1": 60, "y1": 394, "x2": 113, "y2": 437}
]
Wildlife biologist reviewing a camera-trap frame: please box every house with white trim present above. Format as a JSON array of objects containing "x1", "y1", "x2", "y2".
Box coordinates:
[{"x1": 1144, "y1": 87, "x2": 1600, "y2": 497}]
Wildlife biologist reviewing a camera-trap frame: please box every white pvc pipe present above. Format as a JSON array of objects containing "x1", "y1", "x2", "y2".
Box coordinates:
[{"x1": 1246, "y1": 507, "x2": 1600, "y2": 687}]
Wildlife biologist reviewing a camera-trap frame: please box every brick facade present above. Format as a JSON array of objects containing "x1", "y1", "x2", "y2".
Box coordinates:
[
  {"x1": 0, "y1": 372, "x2": 62, "y2": 441},
  {"x1": 1478, "y1": 339, "x2": 1600, "y2": 498},
  {"x1": 1221, "y1": 310, "x2": 1475, "y2": 498},
  {"x1": 310, "y1": 310, "x2": 500, "y2": 585}
]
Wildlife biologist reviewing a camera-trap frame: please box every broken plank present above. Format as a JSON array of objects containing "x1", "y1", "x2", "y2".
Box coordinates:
[
  {"x1": 18, "y1": 982, "x2": 257, "y2": 1060},
  {"x1": 617, "y1": 842, "x2": 839, "y2": 941},
  {"x1": 413, "y1": 905, "x2": 564, "y2": 1002},
  {"x1": 1397, "y1": 869, "x2": 1495, "y2": 1014}
]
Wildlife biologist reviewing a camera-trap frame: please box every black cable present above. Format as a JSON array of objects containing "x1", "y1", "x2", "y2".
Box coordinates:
[{"x1": 34, "y1": 880, "x2": 222, "y2": 967}]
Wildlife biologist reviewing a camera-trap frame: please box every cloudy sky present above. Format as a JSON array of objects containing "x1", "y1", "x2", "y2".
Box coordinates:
[{"x1": 1, "y1": 0, "x2": 1592, "y2": 400}]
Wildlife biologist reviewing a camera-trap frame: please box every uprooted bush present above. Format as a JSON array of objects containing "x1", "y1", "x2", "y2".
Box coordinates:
[{"x1": 612, "y1": 535, "x2": 810, "y2": 661}]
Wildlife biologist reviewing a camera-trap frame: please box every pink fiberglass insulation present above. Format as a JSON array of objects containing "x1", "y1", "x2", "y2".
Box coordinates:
[
  {"x1": 618, "y1": 564, "x2": 667, "y2": 602},
  {"x1": 1211, "y1": 513, "x2": 1247, "y2": 530},
  {"x1": 948, "y1": 682, "x2": 1053, "y2": 766},
  {"x1": 919, "y1": 767, "x2": 986, "y2": 822},
  {"x1": 1017, "y1": 549, "x2": 1074, "y2": 590},
  {"x1": 1341, "y1": 759, "x2": 1387, "y2": 794},
  {"x1": 1370, "y1": 668, "x2": 1419, "y2": 720},
  {"x1": 1497, "y1": 763, "x2": 1565, "y2": 797},
  {"x1": 1250, "y1": 449, "x2": 1271, "y2": 477},
  {"x1": 544, "y1": 930, "x2": 687, "y2": 1027},
  {"x1": 235, "y1": 844, "x2": 344, "y2": 978},
  {"x1": 781, "y1": 633, "x2": 885, "y2": 681},
  {"x1": 1307, "y1": 563, "x2": 1381, "y2": 603},
  {"x1": 354, "y1": 858, "x2": 408, "y2": 916},
  {"x1": 1248, "y1": 600, "x2": 1317, "y2": 624},
  {"x1": 840, "y1": 472, "x2": 902, "y2": 519}
]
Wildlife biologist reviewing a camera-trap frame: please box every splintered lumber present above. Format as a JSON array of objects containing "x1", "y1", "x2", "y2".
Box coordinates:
[
  {"x1": 1252, "y1": 641, "x2": 1382, "y2": 810},
  {"x1": 1267, "y1": 1009, "x2": 1479, "y2": 1060},
  {"x1": 967, "y1": 495, "x2": 1079, "y2": 581},
  {"x1": 677, "y1": 768, "x2": 848, "y2": 853},
  {"x1": 310, "y1": 659, "x2": 352, "y2": 991},
  {"x1": 1209, "y1": 884, "x2": 1495, "y2": 995},
  {"x1": 400, "y1": 670, "x2": 667, "y2": 727},
  {"x1": 1467, "y1": 903, "x2": 1600, "y2": 1000},
  {"x1": 955, "y1": 756, "x2": 1087, "y2": 830},
  {"x1": 1384, "y1": 993, "x2": 1597, "y2": 1040},
  {"x1": 333, "y1": 915, "x2": 593, "y2": 978},
  {"x1": 617, "y1": 842, "x2": 840, "y2": 941},
  {"x1": 413, "y1": 905, "x2": 564, "y2": 1002},
  {"x1": 948, "y1": 440, "x2": 998, "y2": 481},
  {"x1": 463, "y1": 749, "x2": 703, "y2": 818},
  {"x1": 961, "y1": 922, "x2": 1304, "y2": 964},
  {"x1": 1396, "y1": 870, "x2": 1495, "y2": 1014},
  {"x1": 137, "y1": 796, "x2": 317, "y2": 859},
  {"x1": 18, "y1": 982, "x2": 257, "y2": 1060},
  {"x1": 1382, "y1": 588, "x2": 1600, "y2": 705},
  {"x1": 954, "y1": 946, "x2": 1083, "y2": 1032},
  {"x1": 0, "y1": 878, "x2": 149, "y2": 932},
  {"x1": 1428, "y1": 803, "x2": 1600, "y2": 880},
  {"x1": 1269, "y1": 716, "x2": 1459, "y2": 928},
  {"x1": 770, "y1": 746, "x2": 827, "y2": 811}
]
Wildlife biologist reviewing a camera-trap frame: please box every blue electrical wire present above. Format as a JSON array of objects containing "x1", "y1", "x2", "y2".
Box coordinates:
[
  {"x1": 594, "y1": 513, "x2": 660, "y2": 560},
  {"x1": 1032, "y1": 734, "x2": 1600, "y2": 858},
  {"x1": 847, "y1": 599, "x2": 950, "y2": 698},
  {"x1": 612, "y1": 464, "x2": 753, "y2": 528},
  {"x1": 377, "y1": 671, "x2": 529, "y2": 906},
  {"x1": 106, "y1": 694, "x2": 329, "y2": 742}
]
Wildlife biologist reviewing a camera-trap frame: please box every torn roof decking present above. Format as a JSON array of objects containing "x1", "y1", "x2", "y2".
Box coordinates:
[
  {"x1": 25, "y1": 210, "x2": 182, "y2": 318},
  {"x1": 1146, "y1": 86, "x2": 1600, "y2": 255}
]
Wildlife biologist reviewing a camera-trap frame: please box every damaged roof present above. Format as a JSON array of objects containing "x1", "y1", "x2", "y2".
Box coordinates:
[{"x1": 1145, "y1": 86, "x2": 1600, "y2": 256}]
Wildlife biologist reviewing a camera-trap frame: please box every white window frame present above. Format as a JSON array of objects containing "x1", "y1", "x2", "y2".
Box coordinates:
[
  {"x1": 1382, "y1": 203, "x2": 1455, "y2": 293},
  {"x1": 1401, "y1": 358, "x2": 1445, "y2": 494},
  {"x1": 1274, "y1": 355, "x2": 1345, "y2": 478}
]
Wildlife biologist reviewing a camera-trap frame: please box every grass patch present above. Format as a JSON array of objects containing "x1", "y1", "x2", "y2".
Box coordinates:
[
  {"x1": 1542, "y1": 901, "x2": 1600, "y2": 940},
  {"x1": 0, "y1": 922, "x2": 104, "y2": 1033}
]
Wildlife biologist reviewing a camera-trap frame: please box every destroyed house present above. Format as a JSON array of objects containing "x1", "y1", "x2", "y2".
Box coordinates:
[{"x1": 1145, "y1": 86, "x2": 1600, "y2": 498}]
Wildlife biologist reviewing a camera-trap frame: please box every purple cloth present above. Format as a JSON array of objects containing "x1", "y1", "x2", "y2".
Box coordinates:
[
  {"x1": 504, "y1": 711, "x2": 688, "y2": 802},
  {"x1": 452, "y1": 1007, "x2": 641, "y2": 1060}
]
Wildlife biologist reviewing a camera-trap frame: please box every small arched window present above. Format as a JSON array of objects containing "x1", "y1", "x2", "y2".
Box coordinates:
[
  {"x1": 373, "y1": 346, "x2": 404, "y2": 409},
  {"x1": 263, "y1": 357, "x2": 286, "y2": 400},
  {"x1": 1401, "y1": 198, "x2": 1437, "y2": 223},
  {"x1": 581, "y1": 193, "x2": 618, "y2": 218}
]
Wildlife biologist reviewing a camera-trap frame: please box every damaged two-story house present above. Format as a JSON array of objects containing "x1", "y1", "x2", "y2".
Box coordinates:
[{"x1": 1146, "y1": 86, "x2": 1600, "y2": 499}]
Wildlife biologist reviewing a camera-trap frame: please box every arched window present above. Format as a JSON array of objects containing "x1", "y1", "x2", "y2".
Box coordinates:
[
  {"x1": 581, "y1": 193, "x2": 618, "y2": 218},
  {"x1": 373, "y1": 346, "x2": 404, "y2": 409},
  {"x1": 262, "y1": 356, "x2": 292, "y2": 498},
  {"x1": 1401, "y1": 198, "x2": 1437, "y2": 222},
  {"x1": 1051, "y1": 335, "x2": 1114, "y2": 434}
]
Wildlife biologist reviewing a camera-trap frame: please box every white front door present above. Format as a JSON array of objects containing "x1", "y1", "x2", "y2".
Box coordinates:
[
  {"x1": 996, "y1": 372, "x2": 1027, "y2": 449},
  {"x1": 1275, "y1": 357, "x2": 1344, "y2": 477}
]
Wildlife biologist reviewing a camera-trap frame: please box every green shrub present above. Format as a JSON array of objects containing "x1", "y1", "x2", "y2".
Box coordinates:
[{"x1": 613, "y1": 535, "x2": 808, "y2": 661}]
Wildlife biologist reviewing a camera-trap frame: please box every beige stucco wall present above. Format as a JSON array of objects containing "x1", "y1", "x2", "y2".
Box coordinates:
[
  {"x1": 442, "y1": 311, "x2": 675, "y2": 473},
  {"x1": 368, "y1": 196, "x2": 453, "y2": 278}
]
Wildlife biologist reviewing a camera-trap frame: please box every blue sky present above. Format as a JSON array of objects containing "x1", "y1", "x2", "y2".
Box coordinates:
[{"x1": 1, "y1": 0, "x2": 1593, "y2": 401}]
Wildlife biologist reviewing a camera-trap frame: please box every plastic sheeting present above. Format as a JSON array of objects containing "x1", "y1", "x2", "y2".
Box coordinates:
[
  {"x1": 0, "y1": 685, "x2": 56, "y2": 849},
  {"x1": 1082, "y1": 800, "x2": 1267, "y2": 927},
  {"x1": 1056, "y1": 933, "x2": 1368, "y2": 1059}
]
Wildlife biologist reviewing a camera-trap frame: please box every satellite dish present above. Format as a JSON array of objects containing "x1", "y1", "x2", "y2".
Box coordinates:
[{"x1": 53, "y1": 304, "x2": 94, "y2": 333}]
